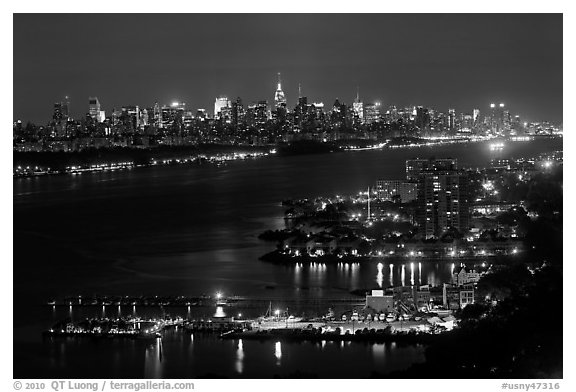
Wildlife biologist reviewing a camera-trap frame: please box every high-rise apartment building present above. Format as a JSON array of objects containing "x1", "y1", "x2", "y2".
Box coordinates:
[{"x1": 408, "y1": 158, "x2": 470, "y2": 238}]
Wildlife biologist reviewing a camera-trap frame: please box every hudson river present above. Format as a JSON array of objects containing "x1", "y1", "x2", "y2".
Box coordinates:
[{"x1": 13, "y1": 138, "x2": 562, "y2": 378}]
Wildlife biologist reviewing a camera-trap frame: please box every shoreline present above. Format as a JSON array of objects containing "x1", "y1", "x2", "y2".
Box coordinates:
[{"x1": 15, "y1": 135, "x2": 558, "y2": 179}]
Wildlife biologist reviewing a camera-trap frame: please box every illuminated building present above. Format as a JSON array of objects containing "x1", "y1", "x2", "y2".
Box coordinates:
[
  {"x1": 473, "y1": 109, "x2": 480, "y2": 125},
  {"x1": 375, "y1": 180, "x2": 417, "y2": 203},
  {"x1": 246, "y1": 101, "x2": 268, "y2": 130},
  {"x1": 231, "y1": 97, "x2": 245, "y2": 129},
  {"x1": 364, "y1": 102, "x2": 381, "y2": 124},
  {"x1": 489, "y1": 102, "x2": 506, "y2": 133},
  {"x1": 405, "y1": 158, "x2": 457, "y2": 181},
  {"x1": 460, "y1": 113, "x2": 473, "y2": 132},
  {"x1": 153, "y1": 102, "x2": 161, "y2": 128},
  {"x1": 352, "y1": 87, "x2": 364, "y2": 123},
  {"x1": 448, "y1": 108, "x2": 456, "y2": 131},
  {"x1": 274, "y1": 72, "x2": 287, "y2": 108},
  {"x1": 214, "y1": 96, "x2": 231, "y2": 119},
  {"x1": 409, "y1": 158, "x2": 470, "y2": 239},
  {"x1": 88, "y1": 97, "x2": 105, "y2": 123},
  {"x1": 121, "y1": 105, "x2": 141, "y2": 131},
  {"x1": 161, "y1": 102, "x2": 186, "y2": 130},
  {"x1": 62, "y1": 96, "x2": 70, "y2": 120},
  {"x1": 415, "y1": 106, "x2": 430, "y2": 131},
  {"x1": 53, "y1": 102, "x2": 64, "y2": 123}
]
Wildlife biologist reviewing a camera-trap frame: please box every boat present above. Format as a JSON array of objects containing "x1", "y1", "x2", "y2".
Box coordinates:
[
  {"x1": 385, "y1": 314, "x2": 396, "y2": 322},
  {"x1": 378, "y1": 313, "x2": 386, "y2": 321},
  {"x1": 286, "y1": 315, "x2": 303, "y2": 323}
]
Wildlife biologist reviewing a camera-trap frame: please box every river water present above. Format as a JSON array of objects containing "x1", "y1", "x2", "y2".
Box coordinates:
[{"x1": 13, "y1": 138, "x2": 562, "y2": 378}]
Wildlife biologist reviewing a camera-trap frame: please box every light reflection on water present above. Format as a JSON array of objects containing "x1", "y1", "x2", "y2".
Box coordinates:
[
  {"x1": 285, "y1": 260, "x2": 457, "y2": 293},
  {"x1": 144, "y1": 338, "x2": 163, "y2": 379},
  {"x1": 274, "y1": 341, "x2": 282, "y2": 365},
  {"x1": 376, "y1": 263, "x2": 383, "y2": 288},
  {"x1": 236, "y1": 339, "x2": 244, "y2": 374},
  {"x1": 14, "y1": 139, "x2": 562, "y2": 378}
]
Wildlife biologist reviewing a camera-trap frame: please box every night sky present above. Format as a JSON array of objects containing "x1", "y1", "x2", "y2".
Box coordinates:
[{"x1": 14, "y1": 14, "x2": 562, "y2": 124}]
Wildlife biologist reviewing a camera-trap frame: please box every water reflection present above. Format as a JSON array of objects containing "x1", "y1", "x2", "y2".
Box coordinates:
[
  {"x1": 214, "y1": 306, "x2": 226, "y2": 318},
  {"x1": 410, "y1": 263, "x2": 415, "y2": 286},
  {"x1": 376, "y1": 263, "x2": 383, "y2": 288},
  {"x1": 389, "y1": 264, "x2": 394, "y2": 286},
  {"x1": 236, "y1": 339, "x2": 244, "y2": 374},
  {"x1": 401, "y1": 265, "x2": 406, "y2": 286},
  {"x1": 274, "y1": 341, "x2": 282, "y2": 365},
  {"x1": 372, "y1": 343, "x2": 386, "y2": 362},
  {"x1": 144, "y1": 338, "x2": 163, "y2": 378},
  {"x1": 418, "y1": 262, "x2": 422, "y2": 285}
]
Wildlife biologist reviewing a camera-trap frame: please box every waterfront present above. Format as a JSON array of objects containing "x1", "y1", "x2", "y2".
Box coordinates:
[{"x1": 14, "y1": 138, "x2": 562, "y2": 378}]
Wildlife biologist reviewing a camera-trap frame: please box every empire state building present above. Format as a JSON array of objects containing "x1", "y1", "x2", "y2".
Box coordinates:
[{"x1": 274, "y1": 72, "x2": 287, "y2": 108}]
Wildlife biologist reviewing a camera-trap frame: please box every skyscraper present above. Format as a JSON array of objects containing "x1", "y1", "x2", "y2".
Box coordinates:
[
  {"x1": 89, "y1": 97, "x2": 105, "y2": 123},
  {"x1": 364, "y1": 102, "x2": 381, "y2": 124},
  {"x1": 89, "y1": 97, "x2": 100, "y2": 118},
  {"x1": 214, "y1": 96, "x2": 230, "y2": 119},
  {"x1": 62, "y1": 96, "x2": 70, "y2": 120},
  {"x1": 274, "y1": 72, "x2": 286, "y2": 108},
  {"x1": 352, "y1": 87, "x2": 364, "y2": 123},
  {"x1": 409, "y1": 158, "x2": 470, "y2": 239},
  {"x1": 448, "y1": 108, "x2": 456, "y2": 131}
]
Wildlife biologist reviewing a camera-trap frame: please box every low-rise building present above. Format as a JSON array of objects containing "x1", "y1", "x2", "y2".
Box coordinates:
[
  {"x1": 443, "y1": 283, "x2": 475, "y2": 309},
  {"x1": 365, "y1": 290, "x2": 394, "y2": 313}
]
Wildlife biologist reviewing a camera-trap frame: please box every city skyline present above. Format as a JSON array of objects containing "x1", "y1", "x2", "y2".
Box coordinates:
[{"x1": 14, "y1": 14, "x2": 562, "y2": 124}]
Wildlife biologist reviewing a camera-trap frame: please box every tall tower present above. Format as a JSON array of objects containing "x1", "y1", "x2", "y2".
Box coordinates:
[
  {"x1": 62, "y1": 96, "x2": 70, "y2": 120},
  {"x1": 353, "y1": 86, "x2": 364, "y2": 122},
  {"x1": 89, "y1": 97, "x2": 101, "y2": 120},
  {"x1": 274, "y1": 72, "x2": 287, "y2": 108}
]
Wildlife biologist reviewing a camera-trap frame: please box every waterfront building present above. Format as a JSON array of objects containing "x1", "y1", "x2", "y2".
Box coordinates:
[
  {"x1": 448, "y1": 108, "x2": 456, "y2": 131},
  {"x1": 451, "y1": 266, "x2": 482, "y2": 286},
  {"x1": 443, "y1": 283, "x2": 475, "y2": 309},
  {"x1": 375, "y1": 180, "x2": 417, "y2": 203},
  {"x1": 473, "y1": 108, "x2": 480, "y2": 124},
  {"x1": 415, "y1": 106, "x2": 430, "y2": 132},
  {"x1": 365, "y1": 290, "x2": 394, "y2": 313}
]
